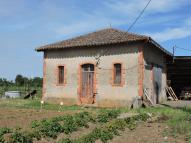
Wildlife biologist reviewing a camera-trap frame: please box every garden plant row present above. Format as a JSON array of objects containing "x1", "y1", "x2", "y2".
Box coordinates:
[
  {"x1": 0, "y1": 109, "x2": 122, "y2": 143},
  {"x1": 60, "y1": 113, "x2": 149, "y2": 143}
]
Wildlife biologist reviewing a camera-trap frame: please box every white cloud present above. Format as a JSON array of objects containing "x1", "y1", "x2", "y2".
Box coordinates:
[
  {"x1": 104, "y1": 0, "x2": 189, "y2": 16},
  {"x1": 1, "y1": 0, "x2": 190, "y2": 42},
  {"x1": 52, "y1": 0, "x2": 191, "y2": 37},
  {"x1": 146, "y1": 18, "x2": 191, "y2": 42}
]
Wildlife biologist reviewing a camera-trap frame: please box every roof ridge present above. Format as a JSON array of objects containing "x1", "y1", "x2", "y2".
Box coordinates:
[{"x1": 36, "y1": 28, "x2": 149, "y2": 51}]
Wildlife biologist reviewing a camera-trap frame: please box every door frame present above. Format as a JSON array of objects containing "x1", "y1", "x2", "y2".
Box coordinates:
[{"x1": 78, "y1": 62, "x2": 97, "y2": 104}]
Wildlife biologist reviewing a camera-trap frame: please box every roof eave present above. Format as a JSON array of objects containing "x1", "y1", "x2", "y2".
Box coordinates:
[
  {"x1": 148, "y1": 38, "x2": 173, "y2": 57},
  {"x1": 35, "y1": 39, "x2": 147, "y2": 52}
]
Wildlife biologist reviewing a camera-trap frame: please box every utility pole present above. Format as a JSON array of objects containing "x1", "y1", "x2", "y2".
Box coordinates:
[{"x1": 173, "y1": 46, "x2": 175, "y2": 63}]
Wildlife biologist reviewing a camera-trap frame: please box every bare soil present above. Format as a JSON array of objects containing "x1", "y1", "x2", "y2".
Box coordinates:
[
  {"x1": 34, "y1": 123, "x2": 97, "y2": 143},
  {"x1": 162, "y1": 101, "x2": 191, "y2": 108},
  {"x1": 0, "y1": 107, "x2": 187, "y2": 143},
  {"x1": 109, "y1": 123, "x2": 186, "y2": 143},
  {"x1": 0, "y1": 108, "x2": 78, "y2": 129}
]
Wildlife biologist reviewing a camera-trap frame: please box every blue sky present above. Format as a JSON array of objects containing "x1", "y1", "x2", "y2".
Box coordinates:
[{"x1": 0, "y1": 0, "x2": 191, "y2": 80}]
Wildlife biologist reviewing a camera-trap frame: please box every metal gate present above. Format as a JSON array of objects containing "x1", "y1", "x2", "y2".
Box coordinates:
[
  {"x1": 80, "y1": 64, "x2": 94, "y2": 104},
  {"x1": 153, "y1": 66, "x2": 162, "y2": 104}
]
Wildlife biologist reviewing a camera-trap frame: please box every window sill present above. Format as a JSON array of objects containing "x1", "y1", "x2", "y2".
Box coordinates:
[
  {"x1": 56, "y1": 83, "x2": 66, "y2": 86},
  {"x1": 112, "y1": 83, "x2": 123, "y2": 87}
]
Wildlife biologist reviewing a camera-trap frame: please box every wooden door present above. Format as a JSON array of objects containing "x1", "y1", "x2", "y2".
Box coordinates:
[{"x1": 80, "y1": 64, "x2": 95, "y2": 104}]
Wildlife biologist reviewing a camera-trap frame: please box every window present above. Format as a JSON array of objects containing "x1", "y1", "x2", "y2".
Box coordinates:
[
  {"x1": 58, "y1": 66, "x2": 65, "y2": 84},
  {"x1": 113, "y1": 63, "x2": 122, "y2": 85}
]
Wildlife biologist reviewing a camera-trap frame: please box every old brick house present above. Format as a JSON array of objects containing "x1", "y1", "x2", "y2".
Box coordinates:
[{"x1": 36, "y1": 28, "x2": 172, "y2": 107}]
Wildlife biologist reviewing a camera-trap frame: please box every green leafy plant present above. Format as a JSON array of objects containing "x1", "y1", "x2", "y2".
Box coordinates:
[
  {"x1": 61, "y1": 138, "x2": 73, "y2": 143},
  {"x1": 66, "y1": 113, "x2": 149, "y2": 143},
  {"x1": 11, "y1": 131, "x2": 33, "y2": 143},
  {"x1": 0, "y1": 127, "x2": 12, "y2": 143},
  {"x1": 38, "y1": 120, "x2": 63, "y2": 138},
  {"x1": 97, "y1": 110, "x2": 120, "y2": 123}
]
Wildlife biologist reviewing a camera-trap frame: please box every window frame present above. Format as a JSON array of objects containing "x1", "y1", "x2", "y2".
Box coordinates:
[
  {"x1": 111, "y1": 62, "x2": 124, "y2": 86},
  {"x1": 57, "y1": 65, "x2": 67, "y2": 86}
]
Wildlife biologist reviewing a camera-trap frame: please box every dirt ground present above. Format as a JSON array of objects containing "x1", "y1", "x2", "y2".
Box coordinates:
[
  {"x1": 109, "y1": 123, "x2": 186, "y2": 143},
  {"x1": 33, "y1": 122, "x2": 186, "y2": 143},
  {"x1": 163, "y1": 100, "x2": 191, "y2": 108},
  {"x1": 0, "y1": 106, "x2": 188, "y2": 143},
  {"x1": 0, "y1": 108, "x2": 78, "y2": 129}
]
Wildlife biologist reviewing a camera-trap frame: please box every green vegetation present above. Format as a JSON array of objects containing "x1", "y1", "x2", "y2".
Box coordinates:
[
  {"x1": 96, "y1": 109, "x2": 120, "y2": 123},
  {"x1": 0, "y1": 127, "x2": 12, "y2": 142},
  {"x1": 137, "y1": 106, "x2": 191, "y2": 142},
  {"x1": 0, "y1": 99, "x2": 190, "y2": 143},
  {"x1": 0, "y1": 110, "x2": 123, "y2": 143},
  {"x1": 0, "y1": 99, "x2": 81, "y2": 111},
  {"x1": 0, "y1": 75, "x2": 42, "y2": 98},
  {"x1": 30, "y1": 112, "x2": 94, "y2": 138},
  {"x1": 60, "y1": 113, "x2": 149, "y2": 143}
]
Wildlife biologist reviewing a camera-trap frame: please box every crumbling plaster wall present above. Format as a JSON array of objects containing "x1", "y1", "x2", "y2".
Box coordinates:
[
  {"x1": 43, "y1": 43, "x2": 141, "y2": 107},
  {"x1": 143, "y1": 43, "x2": 167, "y2": 103}
]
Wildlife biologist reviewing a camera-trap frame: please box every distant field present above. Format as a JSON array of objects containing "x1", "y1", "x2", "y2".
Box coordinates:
[{"x1": 0, "y1": 99, "x2": 190, "y2": 143}]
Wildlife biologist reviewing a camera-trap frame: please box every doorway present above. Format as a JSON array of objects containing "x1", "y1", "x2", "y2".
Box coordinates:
[
  {"x1": 80, "y1": 64, "x2": 95, "y2": 104},
  {"x1": 152, "y1": 66, "x2": 162, "y2": 104}
]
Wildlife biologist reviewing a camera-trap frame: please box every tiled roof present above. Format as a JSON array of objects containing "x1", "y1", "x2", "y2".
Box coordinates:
[{"x1": 36, "y1": 28, "x2": 148, "y2": 51}]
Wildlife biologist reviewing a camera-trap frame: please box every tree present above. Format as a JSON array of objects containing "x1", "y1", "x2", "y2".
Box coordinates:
[
  {"x1": 15, "y1": 74, "x2": 25, "y2": 86},
  {"x1": 31, "y1": 77, "x2": 43, "y2": 87},
  {"x1": 0, "y1": 78, "x2": 14, "y2": 86}
]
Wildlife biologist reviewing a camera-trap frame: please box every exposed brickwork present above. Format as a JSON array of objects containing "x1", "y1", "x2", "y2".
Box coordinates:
[
  {"x1": 55, "y1": 64, "x2": 67, "y2": 86},
  {"x1": 77, "y1": 62, "x2": 97, "y2": 104},
  {"x1": 138, "y1": 46, "x2": 144, "y2": 97},
  {"x1": 42, "y1": 53, "x2": 47, "y2": 100}
]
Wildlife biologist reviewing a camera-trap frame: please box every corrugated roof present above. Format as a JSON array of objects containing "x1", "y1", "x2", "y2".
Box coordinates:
[{"x1": 36, "y1": 28, "x2": 148, "y2": 51}]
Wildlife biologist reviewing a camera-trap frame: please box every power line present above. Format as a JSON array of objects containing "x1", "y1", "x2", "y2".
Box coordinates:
[
  {"x1": 95, "y1": 0, "x2": 152, "y2": 66},
  {"x1": 175, "y1": 46, "x2": 191, "y2": 52},
  {"x1": 95, "y1": 0, "x2": 190, "y2": 67},
  {"x1": 127, "y1": 0, "x2": 152, "y2": 32}
]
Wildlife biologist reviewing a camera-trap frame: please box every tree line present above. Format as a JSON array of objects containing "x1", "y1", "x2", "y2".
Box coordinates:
[{"x1": 0, "y1": 75, "x2": 42, "y2": 87}]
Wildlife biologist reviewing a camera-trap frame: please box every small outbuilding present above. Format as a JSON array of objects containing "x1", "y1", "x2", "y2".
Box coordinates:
[{"x1": 36, "y1": 28, "x2": 172, "y2": 107}]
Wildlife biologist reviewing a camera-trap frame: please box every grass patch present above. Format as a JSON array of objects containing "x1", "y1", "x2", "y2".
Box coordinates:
[
  {"x1": 137, "y1": 106, "x2": 191, "y2": 141},
  {"x1": 0, "y1": 99, "x2": 81, "y2": 111}
]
